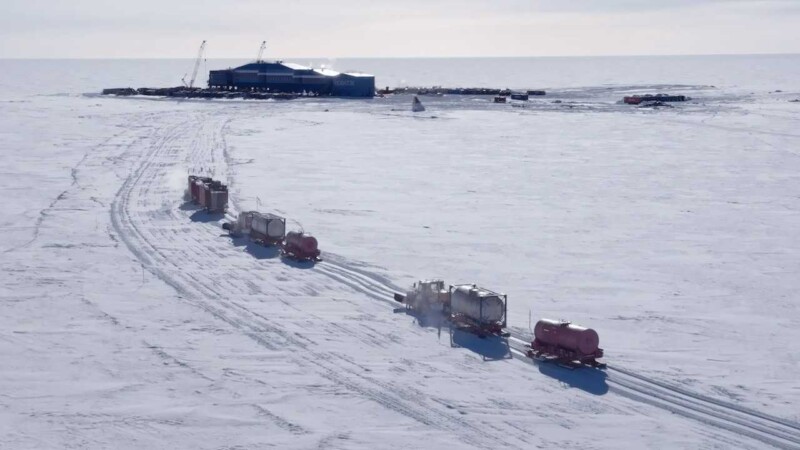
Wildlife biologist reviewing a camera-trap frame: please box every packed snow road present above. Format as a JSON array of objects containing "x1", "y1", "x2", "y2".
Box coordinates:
[{"x1": 2, "y1": 90, "x2": 799, "y2": 449}]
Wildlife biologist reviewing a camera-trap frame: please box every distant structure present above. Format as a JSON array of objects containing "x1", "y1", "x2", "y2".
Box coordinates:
[
  {"x1": 209, "y1": 61, "x2": 375, "y2": 98},
  {"x1": 411, "y1": 95, "x2": 425, "y2": 112}
]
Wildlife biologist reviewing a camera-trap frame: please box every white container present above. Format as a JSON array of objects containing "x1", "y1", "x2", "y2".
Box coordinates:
[
  {"x1": 450, "y1": 284, "x2": 505, "y2": 323},
  {"x1": 251, "y1": 213, "x2": 286, "y2": 241}
]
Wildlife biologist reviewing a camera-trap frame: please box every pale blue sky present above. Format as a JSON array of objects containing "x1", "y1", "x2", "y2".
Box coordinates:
[{"x1": 2, "y1": 0, "x2": 798, "y2": 58}]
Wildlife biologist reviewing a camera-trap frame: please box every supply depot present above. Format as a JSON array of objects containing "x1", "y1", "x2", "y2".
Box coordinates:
[{"x1": 209, "y1": 61, "x2": 375, "y2": 98}]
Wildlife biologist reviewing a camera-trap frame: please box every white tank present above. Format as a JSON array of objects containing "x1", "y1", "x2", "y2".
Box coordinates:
[
  {"x1": 266, "y1": 218, "x2": 285, "y2": 239},
  {"x1": 251, "y1": 213, "x2": 285, "y2": 239},
  {"x1": 450, "y1": 285, "x2": 505, "y2": 323}
]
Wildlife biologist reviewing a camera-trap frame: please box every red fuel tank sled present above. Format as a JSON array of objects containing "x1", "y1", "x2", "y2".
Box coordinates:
[
  {"x1": 527, "y1": 318, "x2": 604, "y2": 367},
  {"x1": 281, "y1": 231, "x2": 321, "y2": 261}
]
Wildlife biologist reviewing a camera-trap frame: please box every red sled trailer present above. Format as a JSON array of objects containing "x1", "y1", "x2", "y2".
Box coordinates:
[
  {"x1": 201, "y1": 180, "x2": 228, "y2": 214},
  {"x1": 526, "y1": 319, "x2": 605, "y2": 368},
  {"x1": 188, "y1": 175, "x2": 212, "y2": 204},
  {"x1": 281, "y1": 231, "x2": 321, "y2": 262}
]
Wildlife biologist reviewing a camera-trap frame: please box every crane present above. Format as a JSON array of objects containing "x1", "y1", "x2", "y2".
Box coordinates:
[
  {"x1": 182, "y1": 40, "x2": 206, "y2": 89},
  {"x1": 256, "y1": 41, "x2": 266, "y2": 63}
]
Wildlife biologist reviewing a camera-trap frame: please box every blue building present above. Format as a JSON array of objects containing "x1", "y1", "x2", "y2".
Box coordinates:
[{"x1": 208, "y1": 61, "x2": 375, "y2": 98}]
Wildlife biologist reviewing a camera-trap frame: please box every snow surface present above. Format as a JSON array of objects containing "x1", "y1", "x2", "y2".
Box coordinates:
[{"x1": 1, "y1": 58, "x2": 800, "y2": 449}]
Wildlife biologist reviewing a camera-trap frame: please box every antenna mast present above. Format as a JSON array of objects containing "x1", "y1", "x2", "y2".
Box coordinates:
[{"x1": 256, "y1": 41, "x2": 266, "y2": 62}]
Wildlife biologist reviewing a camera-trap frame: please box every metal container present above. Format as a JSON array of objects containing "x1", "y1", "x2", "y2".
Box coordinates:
[
  {"x1": 450, "y1": 284, "x2": 506, "y2": 324},
  {"x1": 250, "y1": 213, "x2": 286, "y2": 243},
  {"x1": 188, "y1": 175, "x2": 197, "y2": 196},
  {"x1": 197, "y1": 180, "x2": 210, "y2": 207},
  {"x1": 209, "y1": 70, "x2": 233, "y2": 87},
  {"x1": 208, "y1": 187, "x2": 228, "y2": 213},
  {"x1": 189, "y1": 176, "x2": 211, "y2": 203},
  {"x1": 284, "y1": 231, "x2": 319, "y2": 257},
  {"x1": 534, "y1": 319, "x2": 600, "y2": 356}
]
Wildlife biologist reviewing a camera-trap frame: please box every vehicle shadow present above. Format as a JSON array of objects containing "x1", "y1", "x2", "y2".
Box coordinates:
[
  {"x1": 189, "y1": 210, "x2": 223, "y2": 223},
  {"x1": 179, "y1": 201, "x2": 200, "y2": 212},
  {"x1": 390, "y1": 308, "x2": 510, "y2": 361},
  {"x1": 450, "y1": 329, "x2": 512, "y2": 361},
  {"x1": 535, "y1": 361, "x2": 609, "y2": 395},
  {"x1": 281, "y1": 257, "x2": 316, "y2": 270},
  {"x1": 229, "y1": 235, "x2": 248, "y2": 248},
  {"x1": 244, "y1": 241, "x2": 280, "y2": 259}
]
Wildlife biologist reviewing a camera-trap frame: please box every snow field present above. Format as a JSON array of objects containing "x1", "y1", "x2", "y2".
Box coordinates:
[{"x1": 1, "y1": 82, "x2": 799, "y2": 449}]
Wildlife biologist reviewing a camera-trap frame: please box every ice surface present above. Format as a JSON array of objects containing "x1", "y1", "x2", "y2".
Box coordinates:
[{"x1": 1, "y1": 57, "x2": 799, "y2": 449}]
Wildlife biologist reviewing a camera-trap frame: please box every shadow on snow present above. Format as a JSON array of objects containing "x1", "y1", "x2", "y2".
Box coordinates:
[
  {"x1": 244, "y1": 241, "x2": 280, "y2": 260},
  {"x1": 535, "y1": 360, "x2": 609, "y2": 396},
  {"x1": 450, "y1": 329, "x2": 512, "y2": 362},
  {"x1": 280, "y1": 257, "x2": 316, "y2": 270},
  {"x1": 189, "y1": 209, "x2": 223, "y2": 223},
  {"x1": 179, "y1": 201, "x2": 200, "y2": 212}
]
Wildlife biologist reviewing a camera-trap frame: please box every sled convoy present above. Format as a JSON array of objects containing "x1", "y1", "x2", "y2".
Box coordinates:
[
  {"x1": 187, "y1": 174, "x2": 604, "y2": 368},
  {"x1": 221, "y1": 210, "x2": 321, "y2": 261},
  {"x1": 187, "y1": 175, "x2": 320, "y2": 261},
  {"x1": 393, "y1": 280, "x2": 604, "y2": 368}
]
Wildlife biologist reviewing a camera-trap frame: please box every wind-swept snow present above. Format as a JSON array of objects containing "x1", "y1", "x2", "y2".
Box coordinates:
[{"x1": 1, "y1": 59, "x2": 799, "y2": 449}]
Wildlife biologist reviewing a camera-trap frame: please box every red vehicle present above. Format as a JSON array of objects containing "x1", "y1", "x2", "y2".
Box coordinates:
[
  {"x1": 527, "y1": 319, "x2": 605, "y2": 368},
  {"x1": 187, "y1": 175, "x2": 228, "y2": 213},
  {"x1": 281, "y1": 231, "x2": 321, "y2": 261},
  {"x1": 187, "y1": 175, "x2": 212, "y2": 204}
]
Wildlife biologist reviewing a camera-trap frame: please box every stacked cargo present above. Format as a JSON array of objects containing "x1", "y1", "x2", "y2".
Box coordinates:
[
  {"x1": 187, "y1": 175, "x2": 228, "y2": 214},
  {"x1": 206, "y1": 181, "x2": 229, "y2": 214}
]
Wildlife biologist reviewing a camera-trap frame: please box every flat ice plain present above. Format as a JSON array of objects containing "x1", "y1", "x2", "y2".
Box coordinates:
[{"x1": 1, "y1": 57, "x2": 799, "y2": 449}]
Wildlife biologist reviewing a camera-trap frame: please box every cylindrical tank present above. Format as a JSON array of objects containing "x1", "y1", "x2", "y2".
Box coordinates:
[
  {"x1": 450, "y1": 285, "x2": 505, "y2": 323},
  {"x1": 266, "y1": 218, "x2": 285, "y2": 239},
  {"x1": 534, "y1": 319, "x2": 600, "y2": 355},
  {"x1": 285, "y1": 231, "x2": 318, "y2": 255},
  {"x1": 251, "y1": 213, "x2": 285, "y2": 240}
]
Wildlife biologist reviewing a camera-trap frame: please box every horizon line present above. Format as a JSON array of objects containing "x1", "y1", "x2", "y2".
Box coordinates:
[{"x1": 2, "y1": 52, "x2": 799, "y2": 60}]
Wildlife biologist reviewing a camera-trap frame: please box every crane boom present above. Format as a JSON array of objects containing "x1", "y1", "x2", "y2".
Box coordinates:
[
  {"x1": 185, "y1": 40, "x2": 206, "y2": 89},
  {"x1": 256, "y1": 41, "x2": 266, "y2": 63}
]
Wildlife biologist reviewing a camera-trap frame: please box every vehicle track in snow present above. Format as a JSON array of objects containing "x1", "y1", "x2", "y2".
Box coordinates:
[
  {"x1": 605, "y1": 365, "x2": 800, "y2": 450},
  {"x1": 504, "y1": 336, "x2": 800, "y2": 450},
  {"x1": 269, "y1": 226, "x2": 800, "y2": 449},
  {"x1": 211, "y1": 104, "x2": 800, "y2": 449},
  {"x1": 108, "y1": 109, "x2": 528, "y2": 450},
  {"x1": 107, "y1": 107, "x2": 800, "y2": 449}
]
